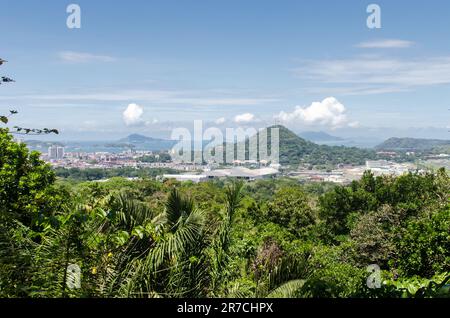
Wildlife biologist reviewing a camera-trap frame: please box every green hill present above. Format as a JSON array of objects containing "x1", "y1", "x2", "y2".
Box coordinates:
[
  {"x1": 223, "y1": 125, "x2": 377, "y2": 167},
  {"x1": 117, "y1": 134, "x2": 176, "y2": 150},
  {"x1": 273, "y1": 125, "x2": 376, "y2": 166},
  {"x1": 376, "y1": 137, "x2": 450, "y2": 151}
]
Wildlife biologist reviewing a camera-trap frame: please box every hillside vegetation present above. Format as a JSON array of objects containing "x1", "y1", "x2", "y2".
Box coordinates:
[
  {"x1": 228, "y1": 125, "x2": 378, "y2": 167},
  {"x1": 1, "y1": 127, "x2": 449, "y2": 298},
  {"x1": 376, "y1": 137, "x2": 450, "y2": 151}
]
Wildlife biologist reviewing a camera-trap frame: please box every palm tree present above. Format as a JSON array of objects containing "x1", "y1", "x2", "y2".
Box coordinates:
[
  {"x1": 95, "y1": 189, "x2": 207, "y2": 297},
  {"x1": 27, "y1": 188, "x2": 207, "y2": 298},
  {"x1": 25, "y1": 180, "x2": 310, "y2": 298},
  {"x1": 207, "y1": 180, "x2": 311, "y2": 298},
  {"x1": 208, "y1": 180, "x2": 244, "y2": 296}
]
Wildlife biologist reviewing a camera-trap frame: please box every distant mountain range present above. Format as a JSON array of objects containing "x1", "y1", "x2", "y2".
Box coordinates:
[
  {"x1": 115, "y1": 134, "x2": 176, "y2": 150},
  {"x1": 23, "y1": 140, "x2": 64, "y2": 150},
  {"x1": 23, "y1": 131, "x2": 450, "y2": 160},
  {"x1": 24, "y1": 134, "x2": 176, "y2": 153},
  {"x1": 376, "y1": 137, "x2": 450, "y2": 151},
  {"x1": 298, "y1": 131, "x2": 343, "y2": 142},
  {"x1": 118, "y1": 134, "x2": 167, "y2": 144}
]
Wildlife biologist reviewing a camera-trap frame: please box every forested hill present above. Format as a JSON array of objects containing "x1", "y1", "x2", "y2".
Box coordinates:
[
  {"x1": 274, "y1": 125, "x2": 377, "y2": 166},
  {"x1": 116, "y1": 134, "x2": 176, "y2": 150},
  {"x1": 230, "y1": 125, "x2": 377, "y2": 167},
  {"x1": 376, "y1": 137, "x2": 450, "y2": 151}
]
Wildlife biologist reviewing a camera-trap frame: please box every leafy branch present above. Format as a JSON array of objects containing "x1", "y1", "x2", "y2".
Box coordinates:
[
  {"x1": 0, "y1": 111, "x2": 59, "y2": 135},
  {"x1": 1, "y1": 57, "x2": 59, "y2": 135},
  {"x1": 1, "y1": 76, "x2": 15, "y2": 84}
]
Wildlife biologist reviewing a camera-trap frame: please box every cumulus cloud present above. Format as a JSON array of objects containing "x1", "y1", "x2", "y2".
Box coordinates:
[
  {"x1": 123, "y1": 103, "x2": 144, "y2": 126},
  {"x1": 234, "y1": 113, "x2": 255, "y2": 124},
  {"x1": 276, "y1": 97, "x2": 351, "y2": 129},
  {"x1": 215, "y1": 117, "x2": 226, "y2": 124}
]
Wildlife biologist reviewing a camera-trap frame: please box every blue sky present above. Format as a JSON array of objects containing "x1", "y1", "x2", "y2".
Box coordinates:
[{"x1": 1, "y1": 0, "x2": 450, "y2": 141}]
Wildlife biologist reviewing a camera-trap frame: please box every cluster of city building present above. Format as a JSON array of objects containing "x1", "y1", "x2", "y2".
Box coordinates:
[
  {"x1": 163, "y1": 166, "x2": 280, "y2": 183},
  {"x1": 41, "y1": 146, "x2": 434, "y2": 184},
  {"x1": 42, "y1": 147, "x2": 195, "y2": 170},
  {"x1": 289, "y1": 160, "x2": 418, "y2": 184}
]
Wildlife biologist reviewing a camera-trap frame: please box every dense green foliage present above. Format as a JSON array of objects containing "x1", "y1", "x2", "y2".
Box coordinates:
[
  {"x1": 1, "y1": 130, "x2": 449, "y2": 298},
  {"x1": 54, "y1": 167, "x2": 177, "y2": 181},
  {"x1": 0, "y1": 129, "x2": 64, "y2": 226}
]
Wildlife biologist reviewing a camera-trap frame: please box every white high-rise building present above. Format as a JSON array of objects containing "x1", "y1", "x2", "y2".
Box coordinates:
[
  {"x1": 48, "y1": 146, "x2": 65, "y2": 159},
  {"x1": 57, "y1": 147, "x2": 64, "y2": 159},
  {"x1": 48, "y1": 146, "x2": 57, "y2": 159}
]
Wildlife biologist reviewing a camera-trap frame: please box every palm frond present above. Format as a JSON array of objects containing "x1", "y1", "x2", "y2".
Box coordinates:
[
  {"x1": 146, "y1": 208, "x2": 205, "y2": 271},
  {"x1": 267, "y1": 254, "x2": 310, "y2": 291},
  {"x1": 107, "y1": 193, "x2": 156, "y2": 231},
  {"x1": 165, "y1": 188, "x2": 194, "y2": 231},
  {"x1": 266, "y1": 279, "x2": 305, "y2": 298}
]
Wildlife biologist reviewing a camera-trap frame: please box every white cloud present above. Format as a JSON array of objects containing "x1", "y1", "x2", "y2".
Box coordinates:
[
  {"x1": 123, "y1": 103, "x2": 144, "y2": 126},
  {"x1": 293, "y1": 55, "x2": 450, "y2": 95},
  {"x1": 215, "y1": 117, "x2": 226, "y2": 124},
  {"x1": 1, "y1": 89, "x2": 278, "y2": 107},
  {"x1": 276, "y1": 97, "x2": 351, "y2": 129},
  {"x1": 59, "y1": 51, "x2": 117, "y2": 63},
  {"x1": 356, "y1": 39, "x2": 414, "y2": 49},
  {"x1": 234, "y1": 113, "x2": 255, "y2": 124}
]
